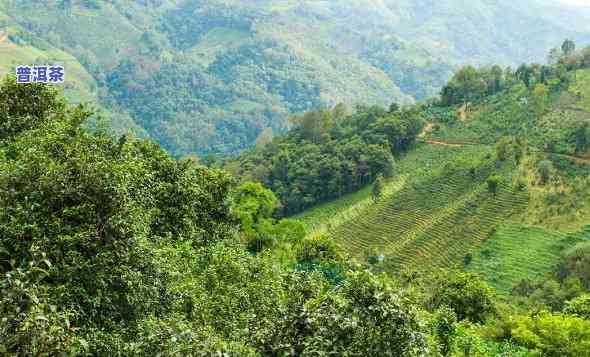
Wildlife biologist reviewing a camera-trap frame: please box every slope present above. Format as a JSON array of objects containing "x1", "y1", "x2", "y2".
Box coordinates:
[
  {"x1": 325, "y1": 144, "x2": 527, "y2": 270},
  {"x1": 299, "y1": 62, "x2": 590, "y2": 290},
  {"x1": 2, "y1": 0, "x2": 590, "y2": 156}
]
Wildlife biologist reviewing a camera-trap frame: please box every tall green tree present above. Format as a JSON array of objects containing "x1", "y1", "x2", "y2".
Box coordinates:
[
  {"x1": 562, "y1": 39, "x2": 576, "y2": 56},
  {"x1": 372, "y1": 174, "x2": 384, "y2": 202}
]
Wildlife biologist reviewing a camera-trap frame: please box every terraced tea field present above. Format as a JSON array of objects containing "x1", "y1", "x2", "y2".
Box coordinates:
[
  {"x1": 293, "y1": 143, "x2": 475, "y2": 235},
  {"x1": 469, "y1": 224, "x2": 590, "y2": 292},
  {"x1": 331, "y1": 166, "x2": 528, "y2": 270}
]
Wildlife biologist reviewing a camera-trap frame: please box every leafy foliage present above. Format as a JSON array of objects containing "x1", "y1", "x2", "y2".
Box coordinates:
[
  {"x1": 229, "y1": 105, "x2": 422, "y2": 215},
  {"x1": 564, "y1": 294, "x2": 590, "y2": 320},
  {"x1": 3, "y1": 0, "x2": 590, "y2": 156},
  {"x1": 426, "y1": 271, "x2": 495, "y2": 323},
  {"x1": 511, "y1": 312, "x2": 590, "y2": 357}
]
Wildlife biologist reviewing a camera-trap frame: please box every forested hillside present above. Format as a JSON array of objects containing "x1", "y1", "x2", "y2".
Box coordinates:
[
  {"x1": 2, "y1": 73, "x2": 590, "y2": 356},
  {"x1": 4, "y1": 39, "x2": 590, "y2": 355},
  {"x1": 1, "y1": 0, "x2": 590, "y2": 156}
]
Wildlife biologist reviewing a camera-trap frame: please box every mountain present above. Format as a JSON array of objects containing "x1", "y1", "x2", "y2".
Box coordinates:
[
  {"x1": 4, "y1": 19, "x2": 590, "y2": 355},
  {"x1": 1, "y1": 0, "x2": 590, "y2": 156}
]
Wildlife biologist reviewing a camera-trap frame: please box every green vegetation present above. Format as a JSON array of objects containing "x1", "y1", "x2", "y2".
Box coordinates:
[
  {"x1": 327, "y1": 144, "x2": 528, "y2": 270},
  {"x1": 427, "y1": 43, "x2": 590, "y2": 158},
  {"x1": 2, "y1": 76, "x2": 442, "y2": 355},
  {"x1": 227, "y1": 104, "x2": 423, "y2": 215},
  {"x1": 2, "y1": 0, "x2": 590, "y2": 156},
  {"x1": 7, "y1": 75, "x2": 559, "y2": 356},
  {"x1": 292, "y1": 144, "x2": 462, "y2": 231},
  {"x1": 4, "y1": 5, "x2": 590, "y2": 349},
  {"x1": 467, "y1": 224, "x2": 590, "y2": 292}
]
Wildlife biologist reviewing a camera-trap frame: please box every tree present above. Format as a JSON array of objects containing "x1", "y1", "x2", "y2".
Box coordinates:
[
  {"x1": 557, "y1": 242, "x2": 590, "y2": 289},
  {"x1": 489, "y1": 65, "x2": 505, "y2": 94},
  {"x1": 427, "y1": 271, "x2": 495, "y2": 323},
  {"x1": 575, "y1": 122, "x2": 590, "y2": 154},
  {"x1": 372, "y1": 174, "x2": 384, "y2": 202},
  {"x1": 0, "y1": 76, "x2": 66, "y2": 140},
  {"x1": 532, "y1": 83, "x2": 548, "y2": 117},
  {"x1": 564, "y1": 295, "x2": 590, "y2": 320},
  {"x1": 538, "y1": 160, "x2": 553, "y2": 185},
  {"x1": 303, "y1": 271, "x2": 427, "y2": 356},
  {"x1": 440, "y1": 66, "x2": 487, "y2": 106},
  {"x1": 433, "y1": 306, "x2": 457, "y2": 357},
  {"x1": 548, "y1": 47, "x2": 562, "y2": 65},
  {"x1": 487, "y1": 175, "x2": 500, "y2": 196},
  {"x1": 233, "y1": 182, "x2": 279, "y2": 235},
  {"x1": 0, "y1": 78, "x2": 243, "y2": 351},
  {"x1": 291, "y1": 108, "x2": 332, "y2": 144},
  {"x1": 562, "y1": 39, "x2": 576, "y2": 56},
  {"x1": 516, "y1": 64, "x2": 534, "y2": 88},
  {"x1": 388, "y1": 102, "x2": 400, "y2": 113},
  {"x1": 296, "y1": 234, "x2": 341, "y2": 266},
  {"x1": 495, "y1": 137, "x2": 512, "y2": 162},
  {"x1": 271, "y1": 219, "x2": 307, "y2": 245},
  {"x1": 511, "y1": 312, "x2": 590, "y2": 357},
  {"x1": 382, "y1": 150, "x2": 395, "y2": 178}
]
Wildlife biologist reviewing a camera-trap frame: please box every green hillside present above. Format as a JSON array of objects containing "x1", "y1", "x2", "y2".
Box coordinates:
[
  {"x1": 468, "y1": 224, "x2": 590, "y2": 293},
  {"x1": 317, "y1": 144, "x2": 525, "y2": 269},
  {"x1": 1, "y1": 0, "x2": 590, "y2": 156},
  {"x1": 284, "y1": 49, "x2": 590, "y2": 296},
  {"x1": 6, "y1": 28, "x2": 590, "y2": 356}
]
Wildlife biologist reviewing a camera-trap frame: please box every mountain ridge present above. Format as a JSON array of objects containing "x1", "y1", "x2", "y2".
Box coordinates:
[{"x1": 1, "y1": 0, "x2": 590, "y2": 156}]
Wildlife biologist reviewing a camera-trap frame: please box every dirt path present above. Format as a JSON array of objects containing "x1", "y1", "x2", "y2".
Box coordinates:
[
  {"x1": 546, "y1": 152, "x2": 590, "y2": 165},
  {"x1": 418, "y1": 139, "x2": 465, "y2": 148},
  {"x1": 420, "y1": 135, "x2": 590, "y2": 165},
  {"x1": 418, "y1": 123, "x2": 434, "y2": 139},
  {"x1": 0, "y1": 31, "x2": 15, "y2": 49}
]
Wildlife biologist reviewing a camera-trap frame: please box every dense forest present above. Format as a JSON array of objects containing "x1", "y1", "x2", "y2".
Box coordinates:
[
  {"x1": 3, "y1": 38, "x2": 590, "y2": 355},
  {"x1": 224, "y1": 104, "x2": 423, "y2": 214},
  {"x1": 2, "y1": 0, "x2": 590, "y2": 156}
]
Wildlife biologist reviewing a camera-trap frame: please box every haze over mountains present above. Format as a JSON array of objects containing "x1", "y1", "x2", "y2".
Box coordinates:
[{"x1": 1, "y1": 0, "x2": 590, "y2": 156}]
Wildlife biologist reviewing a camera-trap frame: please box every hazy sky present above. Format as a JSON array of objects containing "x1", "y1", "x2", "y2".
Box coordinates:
[{"x1": 555, "y1": 0, "x2": 590, "y2": 7}]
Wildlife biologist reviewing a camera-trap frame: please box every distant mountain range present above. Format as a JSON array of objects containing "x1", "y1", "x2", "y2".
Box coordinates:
[{"x1": 1, "y1": 0, "x2": 590, "y2": 156}]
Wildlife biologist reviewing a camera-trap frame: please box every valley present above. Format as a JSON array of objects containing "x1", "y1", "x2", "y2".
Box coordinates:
[
  {"x1": 3, "y1": 2, "x2": 590, "y2": 355},
  {"x1": 2, "y1": 0, "x2": 590, "y2": 156}
]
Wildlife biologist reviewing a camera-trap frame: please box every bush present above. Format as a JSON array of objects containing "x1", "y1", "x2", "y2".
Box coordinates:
[
  {"x1": 427, "y1": 271, "x2": 495, "y2": 323},
  {"x1": 511, "y1": 312, "x2": 590, "y2": 356},
  {"x1": 0, "y1": 248, "x2": 82, "y2": 356},
  {"x1": 564, "y1": 294, "x2": 590, "y2": 320},
  {"x1": 433, "y1": 306, "x2": 457, "y2": 356},
  {"x1": 296, "y1": 234, "x2": 341, "y2": 265},
  {"x1": 538, "y1": 160, "x2": 553, "y2": 185},
  {"x1": 0, "y1": 76, "x2": 66, "y2": 140},
  {"x1": 487, "y1": 175, "x2": 501, "y2": 195},
  {"x1": 303, "y1": 271, "x2": 427, "y2": 356},
  {"x1": 557, "y1": 242, "x2": 590, "y2": 289}
]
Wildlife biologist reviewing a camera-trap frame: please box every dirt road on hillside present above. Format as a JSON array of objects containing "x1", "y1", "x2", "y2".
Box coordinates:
[{"x1": 419, "y1": 123, "x2": 590, "y2": 165}]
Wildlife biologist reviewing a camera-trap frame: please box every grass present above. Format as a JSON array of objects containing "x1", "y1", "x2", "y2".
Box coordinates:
[
  {"x1": 468, "y1": 224, "x2": 590, "y2": 293},
  {"x1": 293, "y1": 143, "x2": 469, "y2": 235}
]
